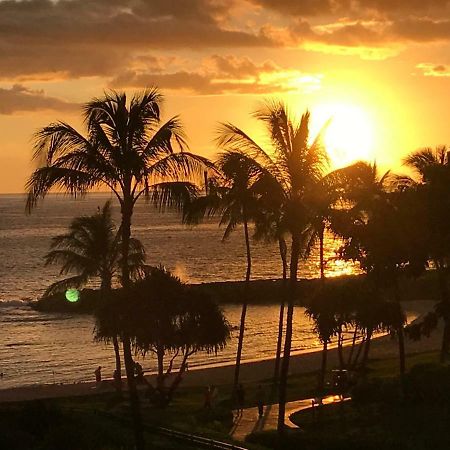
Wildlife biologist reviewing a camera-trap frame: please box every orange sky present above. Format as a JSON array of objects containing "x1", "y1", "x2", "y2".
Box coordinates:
[{"x1": 1, "y1": 0, "x2": 450, "y2": 192}]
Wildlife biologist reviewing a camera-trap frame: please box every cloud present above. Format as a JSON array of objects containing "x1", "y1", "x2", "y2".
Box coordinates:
[
  {"x1": 416, "y1": 63, "x2": 450, "y2": 77},
  {"x1": 391, "y1": 18, "x2": 450, "y2": 42},
  {"x1": 249, "y1": 0, "x2": 450, "y2": 58},
  {"x1": 0, "y1": 0, "x2": 275, "y2": 81},
  {"x1": 110, "y1": 55, "x2": 323, "y2": 94},
  {"x1": 1, "y1": 0, "x2": 449, "y2": 82},
  {"x1": 250, "y1": 0, "x2": 450, "y2": 18},
  {"x1": 0, "y1": 85, "x2": 78, "y2": 115}
]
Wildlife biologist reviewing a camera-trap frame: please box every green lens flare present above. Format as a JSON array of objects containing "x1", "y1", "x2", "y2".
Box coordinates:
[{"x1": 65, "y1": 288, "x2": 80, "y2": 303}]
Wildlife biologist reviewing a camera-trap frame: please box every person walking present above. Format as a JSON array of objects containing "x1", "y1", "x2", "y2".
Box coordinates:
[
  {"x1": 94, "y1": 366, "x2": 102, "y2": 385},
  {"x1": 236, "y1": 384, "x2": 245, "y2": 412},
  {"x1": 204, "y1": 385, "x2": 212, "y2": 409},
  {"x1": 256, "y1": 385, "x2": 265, "y2": 418}
]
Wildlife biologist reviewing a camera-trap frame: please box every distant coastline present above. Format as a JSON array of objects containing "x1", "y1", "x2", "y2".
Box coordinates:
[{"x1": 33, "y1": 271, "x2": 438, "y2": 314}]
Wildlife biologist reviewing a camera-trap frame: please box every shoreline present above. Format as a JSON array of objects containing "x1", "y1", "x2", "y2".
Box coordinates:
[{"x1": 0, "y1": 322, "x2": 442, "y2": 404}]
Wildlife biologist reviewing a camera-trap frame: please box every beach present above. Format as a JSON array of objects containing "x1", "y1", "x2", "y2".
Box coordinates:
[{"x1": 0, "y1": 321, "x2": 442, "y2": 404}]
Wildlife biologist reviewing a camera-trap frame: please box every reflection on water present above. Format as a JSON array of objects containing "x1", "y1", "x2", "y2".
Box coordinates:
[
  {"x1": 0, "y1": 301, "x2": 429, "y2": 389},
  {"x1": 0, "y1": 194, "x2": 364, "y2": 389}
]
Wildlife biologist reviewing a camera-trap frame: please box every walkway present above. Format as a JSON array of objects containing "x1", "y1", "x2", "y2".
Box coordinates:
[{"x1": 229, "y1": 395, "x2": 342, "y2": 442}]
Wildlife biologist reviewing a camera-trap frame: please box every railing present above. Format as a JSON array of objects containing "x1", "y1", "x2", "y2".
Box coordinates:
[
  {"x1": 93, "y1": 409, "x2": 249, "y2": 450},
  {"x1": 153, "y1": 425, "x2": 248, "y2": 449}
]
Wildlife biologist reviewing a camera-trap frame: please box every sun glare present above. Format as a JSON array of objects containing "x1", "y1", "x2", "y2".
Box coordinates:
[{"x1": 310, "y1": 103, "x2": 375, "y2": 169}]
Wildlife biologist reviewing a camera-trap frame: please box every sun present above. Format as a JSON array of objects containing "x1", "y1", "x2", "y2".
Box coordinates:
[{"x1": 310, "y1": 103, "x2": 375, "y2": 169}]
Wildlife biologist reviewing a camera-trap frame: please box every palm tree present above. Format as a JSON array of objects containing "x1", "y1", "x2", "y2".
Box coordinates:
[
  {"x1": 184, "y1": 150, "x2": 260, "y2": 392},
  {"x1": 403, "y1": 146, "x2": 450, "y2": 362},
  {"x1": 216, "y1": 102, "x2": 329, "y2": 436},
  {"x1": 44, "y1": 201, "x2": 145, "y2": 385},
  {"x1": 335, "y1": 161, "x2": 416, "y2": 383},
  {"x1": 26, "y1": 89, "x2": 209, "y2": 450}
]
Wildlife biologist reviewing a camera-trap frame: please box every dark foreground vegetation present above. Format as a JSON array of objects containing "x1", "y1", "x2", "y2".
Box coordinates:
[
  {"x1": 0, "y1": 351, "x2": 445, "y2": 450},
  {"x1": 249, "y1": 359, "x2": 450, "y2": 450}
]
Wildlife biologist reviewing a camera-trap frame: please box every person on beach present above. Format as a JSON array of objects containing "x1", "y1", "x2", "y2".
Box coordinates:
[
  {"x1": 204, "y1": 385, "x2": 212, "y2": 409},
  {"x1": 256, "y1": 384, "x2": 265, "y2": 418},
  {"x1": 236, "y1": 384, "x2": 245, "y2": 411},
  {"x1": 134, "y1": 361, "x2": 144, "y2": 383},
  {"x1": 94, "y1": 366, "x2": 102, "y2": 384}
]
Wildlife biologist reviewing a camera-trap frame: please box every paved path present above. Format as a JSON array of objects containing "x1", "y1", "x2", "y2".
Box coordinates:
[{"x1": 230, "y1": 395, "x2": 342, "y2": 442}]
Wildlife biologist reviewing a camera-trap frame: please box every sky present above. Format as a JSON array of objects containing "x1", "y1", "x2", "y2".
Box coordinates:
[{"x1": 1, "y1": 0, "x2": 450, "y2": 193}]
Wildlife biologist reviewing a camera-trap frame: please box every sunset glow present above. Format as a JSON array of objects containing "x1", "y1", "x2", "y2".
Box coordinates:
[{"x1": 312, "y1": 103, "x2": 375, "y2": 169}]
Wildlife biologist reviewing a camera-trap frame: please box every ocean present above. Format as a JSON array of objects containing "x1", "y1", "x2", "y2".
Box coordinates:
[{"x1": 0, "y1": 193, "x2": 421, "y2": 389}]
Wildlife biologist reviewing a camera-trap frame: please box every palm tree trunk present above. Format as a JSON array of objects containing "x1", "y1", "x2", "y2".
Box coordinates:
[
  {"x1": 393, "y1": 277, "x2": 406, "y2": 390},
  {"x1": 319, "y1": 224, "x2": 325, "y2": 281},
  {"x1": 274, "y1": 237, "x2": 287, "y2": 384},
  {"x1": 352, "y1": 333, "x2": 366, "y2": 370},
  {"x1": 233, "y1": 217, "x2": 251, "y2": 391},
  {"x1": 157, "y1": 346, "x2": 165, "y2": 391},
  {"x1": 337, "y1": 324, "x2": 345, "y2": 369},
  {"x1": 112, "y1": 336, "x2": 122, "y2": 384},
  {"x1": 101, "y1": 277, "x2": 122, "y2": 388},
  {"x1": 361, "y1": 328, "x2": 373, "y2": 372},
  {"x1": 277, "y1": 234, "x2": 300, "y2": 437},
  {"x1": 319, "y1": 341, "x2": 328, "y2": 393},
  {"x1": 436, "y1": 264, "x2": 450, "y2": 362},
  {"x1": 318, "y1": 224, "x2": 328, "y2": 392},
  {"x1": 120, "y1": 197, "x2": 144, "y2": 450},
  {"x1": 347, "y1": 325, "x2": 358, "y2": 367}
]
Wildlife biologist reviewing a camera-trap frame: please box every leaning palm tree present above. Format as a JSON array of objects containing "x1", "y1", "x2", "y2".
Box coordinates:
[
  {"x1": 44, "y1": 201, "x2": 145, "y2": 384},
  {"x1": 184, "y1": 150, "x2": 260, "y2": 392},
  {"x1": 216, "y1": 102, "x2": 329, "y2": 436},
  {"x1": 26, "y1": 89, "x2": 209, "y2": 450}
]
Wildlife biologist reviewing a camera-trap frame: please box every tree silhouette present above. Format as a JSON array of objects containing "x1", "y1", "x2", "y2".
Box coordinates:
[
  {"x1": 215, "y1": 101, "x2": 329, "y2": 436},
  {"x1": 45, "y1": 201, "x2": 145, "y2": 386},
  {"x1": 26, "y1": 89, "x2": 209, "y2": 450},
  {"x1": 403, "y1": 146, "x2": 450, "y2": 361},
  {"x1": 335, "y1": 161, "x2": 424, "y2": 384},
  {"x1": 184, "y1": 150, "x2": 260, "y2": 392},
  {"x1": 95, "y1": 266, "x2": 230, "y2": 405}
]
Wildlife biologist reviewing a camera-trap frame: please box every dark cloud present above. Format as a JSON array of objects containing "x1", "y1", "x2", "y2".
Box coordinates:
[
  {"x1": 1, "y1": 0, "x2": 449, "y2": 82},
  {"x1": 0, "y1": 0, "x2": 275, "y2": 81},
  {"x1": 110, "y1": 56, "x2": 321, "y2": 94},
  {"x1": 0, "y1": 85, "x2": 78, "y2": 114},
  {"x1": 391, "y1": 18, "x2": 450, "y2": 42}
]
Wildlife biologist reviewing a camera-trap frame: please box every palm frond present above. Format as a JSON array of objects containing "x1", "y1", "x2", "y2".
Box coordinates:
[
  {"x1": 143, "y1": 116, "x2": 187, "y2": 158},
  {"x1": 32, "y1": 122, "x2": 91, "y2": 165},
  {"x1": 146, "y1": 152, "x2": 213, "y2": 184},
  {"x1": 44, "y1": 274, "x2": 90, "y2": 297},
  {"x1": 26, "y1": 167, "x2": 99, "y2": 212},
  {"x1": 150, "y1": 181, "x2": 199, "y2": 211}
]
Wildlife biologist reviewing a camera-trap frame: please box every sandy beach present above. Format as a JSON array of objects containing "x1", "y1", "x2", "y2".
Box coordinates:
[{"x1": 0, "y1": 321, "x2": 442, "y2": 404}]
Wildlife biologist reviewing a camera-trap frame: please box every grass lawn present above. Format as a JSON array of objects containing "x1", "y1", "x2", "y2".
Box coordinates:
[
  {"x1": 0, "y1": 349, "x2": 445, "y2": 449},
  {"x1": 248, "y1": 351, "x2": 450, "y2": 450}
]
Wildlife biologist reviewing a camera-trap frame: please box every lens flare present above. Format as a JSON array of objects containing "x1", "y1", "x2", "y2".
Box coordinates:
[{"x1": 65, "y1": 288, "x2": 80, "y2": 303}]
